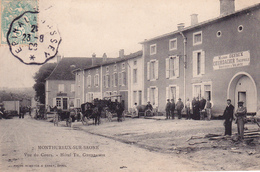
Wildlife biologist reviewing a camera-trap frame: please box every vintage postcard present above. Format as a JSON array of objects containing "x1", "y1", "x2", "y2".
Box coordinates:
[{"x1": 0, "y1": 0, "x2": 260, "y2": 171}]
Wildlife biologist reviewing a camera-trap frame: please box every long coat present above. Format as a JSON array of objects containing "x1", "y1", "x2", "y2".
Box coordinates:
[{"x1": 223, "y1": 104, "x2": 234, "y2": 122}]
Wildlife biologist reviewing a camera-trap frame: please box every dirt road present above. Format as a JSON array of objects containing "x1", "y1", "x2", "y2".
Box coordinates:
[
  {"x1": 0, "y1": 116, "x2": 199, "y2": 172},
  {"x1": 74, "y1": 117, "x2": 260, "y2": 171}
]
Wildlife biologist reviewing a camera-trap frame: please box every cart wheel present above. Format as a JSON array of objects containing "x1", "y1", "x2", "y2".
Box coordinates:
[
  {"x1": 67, "y1": 117, "x2": 72, "y2": 127},
  {"x1": 81, "y1": 116, "x2": 88, "y2": 125}
]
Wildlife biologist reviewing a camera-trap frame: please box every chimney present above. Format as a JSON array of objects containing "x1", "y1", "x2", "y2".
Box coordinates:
[
  {"x1": 220, "y1": 0, "x2": 235, "y2": 16},
  {"x1": 92, "y1": 53, "x2": 96, "y2": 66},
  {"x1": 102, "y1": 53, "x2": 107, "y2": 62},
  {"x1": 177, "y1": 23, "x2": 185, "y2": 30},
  {"x1": 119, "y1": 49, "x2": 124, "y2": 58},
  {"x1": 190, "y1": 14, "x2": 198, "y2": 26}
]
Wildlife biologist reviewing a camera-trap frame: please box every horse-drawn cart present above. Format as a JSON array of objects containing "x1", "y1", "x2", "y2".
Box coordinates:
[{"x1": 53, "y1": 108, "x2": 77, "y2": 127}]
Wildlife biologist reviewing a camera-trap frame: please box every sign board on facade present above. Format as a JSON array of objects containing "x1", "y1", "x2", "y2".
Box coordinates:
[
  {"x1": 57, "y1": 93, "x2": 67, "y2": 96},
  {"x1": 213, "y1": 51, "x2": 250, "y2": 70}
]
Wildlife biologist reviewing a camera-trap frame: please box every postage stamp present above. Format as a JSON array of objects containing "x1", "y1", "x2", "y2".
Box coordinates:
[
  {"x1": 1, "y1": 0, "x2": 38, "y2": 45},
  {"x1": 1, "y1": 0, "x2": 61, "y2": 65}
]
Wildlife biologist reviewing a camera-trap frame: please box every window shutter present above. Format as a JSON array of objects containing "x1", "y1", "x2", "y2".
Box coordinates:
[
  {"x1": 193, "y1": 52, "x2": 197, "y2": 77},
  {"x1": 97, "y1": 74, "x2": 99, "y2": 86},
  {"x1": 115, "y1": 73, "x2": 118, "y2": 86},
  {"x1": 111, "y1": 74, "x2": 114, "y2": 87},
  {"x1": 166, "y1": 87, "x2": 169, "y2": 100},
  {"x1": 118, "y1": 72, "x2": 121, "y2": 86},
  {"x1": 123, "y1": 72, "x2": 126, "y2": 85},
  {"x1": 166, "y1": 58, "x2": 169, "y2": 78},
  {"x1": 108, "y1": 75, "x2": 110, "y2": 87},
  {"x1": 155, "y1": 60, "x2": 159, "y2": 79},
  {"x1": 147, "y1": 62, "x2": 150, "y2": 80},
  {"x1": 53, "y1": 98, "x2": 56, "y2": 107},
  {"x1": 89, "y1": 76, "x2": 92, "y2": 87},
  {"x1": 147, "y1": 88, "x2": 150, "y2": 102},
  {"x1": 201, "y1": 51, "x2": 205, "y2": 75},
  {"x1": 176, "y1": 56, "x2": 180, "y2": 77},
  {"x1": 155, "y1": 87, "x2": 158, "y2": 107},
  {"x1": 176, "y1": 86, "x2": 180, "y2": 100}
]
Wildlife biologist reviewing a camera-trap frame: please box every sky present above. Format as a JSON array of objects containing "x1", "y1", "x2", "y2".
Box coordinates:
[{"x1": 0, "y1": 0, "x2": 259, "y2": 88}]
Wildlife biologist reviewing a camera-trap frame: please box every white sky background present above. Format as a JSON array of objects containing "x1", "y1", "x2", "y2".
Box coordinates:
[{"x1": 0, "y1": 0, "x2": 259, "y2": 88}]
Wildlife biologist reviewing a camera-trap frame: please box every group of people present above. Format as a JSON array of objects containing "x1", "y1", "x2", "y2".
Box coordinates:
[
  {"x1": 223, "y1": 99, "x2": 247, "y2": 140},
  {"x1": 165, "y1": 98, "x2": 184, "y2": 119},
  {"x1": 165, "y1": 97, "x2": 213, "y2": 120}
]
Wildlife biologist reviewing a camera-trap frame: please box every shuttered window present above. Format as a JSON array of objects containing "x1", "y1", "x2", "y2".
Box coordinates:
[
  {"x1": 148, "y1": 60, "x2": 159, "y2": 80},
  {"x1": 118, "y1": 72, "x2": 122, "y2": 86},
  {"x1": 166, "y1": 85, "x2": 179, "y2": 102},
  {"x1": 193, "y1": 50, "x2": 205, "y2": 77}
]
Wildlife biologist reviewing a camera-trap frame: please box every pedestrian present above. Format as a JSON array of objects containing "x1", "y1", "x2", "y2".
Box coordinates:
[
  {"x1": 199, "y1": 97, "x2": 206, "y2": 120},
  {"x1": 205, "y1": 99, "x2": 213, "y2": 120},
  {"x1": 235, "y1": 101, "x2": 247, "y2": 140},
  {"x1": 170, "y1": 99, "x2": 175, "y2": 119},
  {"x1": 222, "y1": 99, "x2": 234, "y2": 136},
  {"x1": 145, "y1": 101, "x2": 153, "y2": 116},
  {"x1": 191, "y1": 97, "x2": 196, "y2": 119},
  {"x1": 132, "y1": 103, "x2": 138, "y2": 118},
  {"x1": 192, "y1": 97, "x2": 200, "y2": 120},
  {"x1": 165, "y1": 99, "x2": 171, "y2": 119},
  {"x1": 185, "y1": 98, "x2": 191, "y2": 120},
  {"x1": 116, "y1": 101, "x2": 124, "y2": 122},
  {"x1": 176, "y1": 98, "x2": 184, "y2": 119}
]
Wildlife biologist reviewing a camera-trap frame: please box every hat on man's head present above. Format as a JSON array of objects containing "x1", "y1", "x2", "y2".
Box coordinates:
[
  {"x1": 227, "y1": 99, "x2": 231, "y2": 102},
  {"x1": 238, "y1": 101, "x2": 244, "y2": 104},
  {"x1": 178, "y1": 98, "x2": 181, "y2": 100},
  {"x1": 147, "y1": 101, "x2": 150, "y2": 103},
  {"x1": 167, "y1": 99, "x2": 170, "y2": 101}
]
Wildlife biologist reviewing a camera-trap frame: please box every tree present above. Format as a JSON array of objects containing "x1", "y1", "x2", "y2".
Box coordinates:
[{"x1": 33, "y1": 63, "x2": 56, "y2": 104}]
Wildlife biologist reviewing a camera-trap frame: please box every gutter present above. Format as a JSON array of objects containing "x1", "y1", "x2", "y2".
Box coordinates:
[{"x1": 179, "y1": 31, "x2": 187, "y2": 102}]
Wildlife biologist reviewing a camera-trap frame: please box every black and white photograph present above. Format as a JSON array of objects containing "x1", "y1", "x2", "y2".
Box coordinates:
[{"x1": 0, "y1": 0, "x2": 260, "y2": 171}]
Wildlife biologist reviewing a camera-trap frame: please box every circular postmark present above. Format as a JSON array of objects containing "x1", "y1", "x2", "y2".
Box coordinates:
[{"x1": 7, "y1": 11, "x2": 61, "y2": 65}]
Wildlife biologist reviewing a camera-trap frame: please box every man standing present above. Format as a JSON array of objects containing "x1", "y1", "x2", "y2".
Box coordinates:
[
  {"x1": 165, "y1": 99, "x2": 171, "y2": 119},
  {"x1": 170, "y1": 99, "x2": 175, "y2": 119},
  {"x1": 205, "y1": 99, "x2": 213, "y2": 120},
  {"x1": 185, "y1": 98, "x2": 191, "y2": 120},
  {"x1": 193, "y1": 97, "x2": 200, "y2": 120},
  {"x1": 176, "y1": 98, "x2": 184, "y2": 119},
  {"x1": 223, "y1": 99, "x2": 234, "y2": 136},
  {"x1": 199, "y1": 97, "x2": 206, "y2": 120},
  {"x1": 235, "y1": 101, "x2": 247, "y2": 140}
]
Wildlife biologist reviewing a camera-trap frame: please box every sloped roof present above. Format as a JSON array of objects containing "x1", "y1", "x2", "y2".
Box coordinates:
[
  {"x1": 46, "y1": 57, "x2": 105, "y2": 80},
  {"x1": 140, "y1": 3, "x2": 260, "y2": 43},
  {"x1": 82, "y1": 50, "x2": 143, "y2": 70}
]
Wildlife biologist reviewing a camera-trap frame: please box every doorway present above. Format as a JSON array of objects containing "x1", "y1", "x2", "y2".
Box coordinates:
[
  {"x1": 238, "y1": 91, "x2": 246, "y2": 107},
  {"x1": 228, "y1": 72, "x2": 257, "y2": 112}
]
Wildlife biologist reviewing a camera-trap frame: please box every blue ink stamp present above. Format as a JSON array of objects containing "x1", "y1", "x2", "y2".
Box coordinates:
[{"x1": 1, "y1": 0, "x2": 38, "y2": 44}]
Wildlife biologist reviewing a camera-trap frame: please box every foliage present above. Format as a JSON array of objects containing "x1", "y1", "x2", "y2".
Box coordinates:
[{"x1": 33, "y1": 63, "x2": 56, "y2": 104}]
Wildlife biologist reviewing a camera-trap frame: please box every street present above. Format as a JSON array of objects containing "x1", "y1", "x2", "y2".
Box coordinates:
[{"x1": 0, "y1": 115, "x2": 199, "y2": 172}]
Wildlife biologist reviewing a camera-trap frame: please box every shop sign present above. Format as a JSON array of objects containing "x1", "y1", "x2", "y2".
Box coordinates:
[{"x1": 213, "y1": 51, "x2": 250, "y2": 70}]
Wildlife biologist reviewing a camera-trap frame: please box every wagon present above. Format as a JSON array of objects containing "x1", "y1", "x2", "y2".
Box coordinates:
[
  {"x1": 80, "y1": 101, "x2": 102, "y2": 125},
  {"x1": 53, "y1": 109, "x2": 74, "y2": 127},
  {"x1": 102, "y1": 95, "x2": 126, "y2": 121}
]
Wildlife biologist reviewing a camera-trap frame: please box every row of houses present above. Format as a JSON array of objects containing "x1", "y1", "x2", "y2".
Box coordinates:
[{"x1": 46, "y1": 0, "x2": 260, "y2": 116}]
